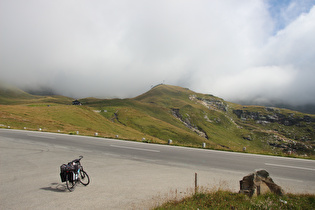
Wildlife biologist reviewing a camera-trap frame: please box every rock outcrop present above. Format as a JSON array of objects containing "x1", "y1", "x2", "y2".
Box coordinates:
[
  {"x1": 233, "y1": 109, "x2": 314, "y2": 126},
  {"x1": 189, "y1": 95, "x2": 228, "y2": 112},
  {"x1": 233, "y1": 108, "x2": 314, "y2": 155},
  {"x1": 239, "y1": 170, "x2": 284, "y2": 197},
  {"x1": 171, "y1": 108, "x2": 208, "y2": 139}
]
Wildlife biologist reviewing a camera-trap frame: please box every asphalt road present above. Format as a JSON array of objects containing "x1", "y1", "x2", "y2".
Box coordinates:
[{"x1": 1, "y1": 129, "x2": 314, "y2": 209}]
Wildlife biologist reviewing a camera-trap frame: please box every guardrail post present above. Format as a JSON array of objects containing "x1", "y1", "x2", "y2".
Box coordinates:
[
  {"x1": 202, "y1": 143, "x2": 206, "y2": 148},
  {"x1": 168, "y1": 139, "x2": 172, "y2": 145},
  {"x1": 95, "y1": 132, "x2": 98, "y2": 136}
]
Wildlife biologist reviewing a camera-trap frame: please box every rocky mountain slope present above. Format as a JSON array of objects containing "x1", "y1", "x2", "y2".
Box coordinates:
[
  {"x1": 1, "y1": 84, "x2": 314, "y2": 158},
  {"x1": 81, "y1": 84, "x2": 314, "y2": 157}
]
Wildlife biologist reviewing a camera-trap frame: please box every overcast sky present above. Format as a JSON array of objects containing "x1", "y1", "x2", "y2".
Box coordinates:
[{"x1": 1, "y1": 0, "x2": 315, "y2": 105}]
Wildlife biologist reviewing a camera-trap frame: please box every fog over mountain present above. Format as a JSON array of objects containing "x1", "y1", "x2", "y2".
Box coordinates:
[{"x1": 1, "y1": 0, "x2": 315, "y2": 107}]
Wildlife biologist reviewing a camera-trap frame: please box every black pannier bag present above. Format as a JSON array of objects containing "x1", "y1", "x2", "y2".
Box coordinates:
[
  {"x1": 60, "y1": 172, "x2": 67, "y2": 182},
  {"x1": 60, "y1": 164, "x2": 67, "y2": 182},
  {"x1": 60, "y1": 163, "x2": 79, "y2": 182}
]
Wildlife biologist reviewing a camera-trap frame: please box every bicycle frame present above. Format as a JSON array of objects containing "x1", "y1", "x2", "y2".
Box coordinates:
[{"x1": 60, "y1": 156, "x2": 90, "y2": 192}]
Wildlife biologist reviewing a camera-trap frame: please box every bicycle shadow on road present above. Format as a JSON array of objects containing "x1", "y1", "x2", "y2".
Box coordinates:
[{"x1": 40, "y1": 183, "x2": 67, "y2": 192}]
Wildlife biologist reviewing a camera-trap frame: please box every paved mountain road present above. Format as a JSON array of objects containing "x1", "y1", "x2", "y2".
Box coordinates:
[{"x1": 1, "y1": 129, "x2": 314, "y2": 209}]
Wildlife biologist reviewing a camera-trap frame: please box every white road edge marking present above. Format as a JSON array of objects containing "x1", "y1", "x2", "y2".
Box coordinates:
[
  {"x1": 110, "y1": 145, "x2": 160, "y2": 153},
  {"x1": 275, "y1": 177, "x2": 304, "y2": 183},
  {"x1": 26, "y1": 134, "x2": 56, "y2": 139},
  {"x1": 265, "y1": 163, "x2": 315, "y2": 171}
]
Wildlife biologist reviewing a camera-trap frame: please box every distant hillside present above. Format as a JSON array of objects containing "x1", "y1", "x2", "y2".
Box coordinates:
[
  {"x1": 23, "y1": 86, "x2": 57, "y2": 96},
  {"x1": 0, "y1": 83, "x2": 38, "y2": 104},
  {"x1": 0, "y1": 83, "x2": 73, "y2": 105},
  {"x1": 1, "y1": 84, "x2": 314, "y2": 158}
]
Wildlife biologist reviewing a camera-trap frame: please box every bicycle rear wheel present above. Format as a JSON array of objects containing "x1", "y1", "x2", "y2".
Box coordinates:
[
  {"x1": 79, "y1": 170, "x2": 90, "y2": 186},
  {"x1": 66, "y1": 173, "x2": 76, "y2": 192}
]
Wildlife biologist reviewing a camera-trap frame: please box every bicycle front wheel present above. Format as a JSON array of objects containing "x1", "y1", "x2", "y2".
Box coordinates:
[
  {"x1": 79, "y1": 170, "x2": 90, "y2": 186},
  {"x1": 66, "y1": 173, "x2": 76, "y2": 192}
]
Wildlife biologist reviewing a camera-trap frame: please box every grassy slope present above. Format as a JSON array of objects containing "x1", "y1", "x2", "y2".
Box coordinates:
[
  {"x1": 0, "y1": 83, "x2": 73, "y2": 105},
  {"x1": 0, "y1": 84, "x2": 39, "y2": 104},
  {"x1": 0, "y1": 104, "x2": 153, "y2": 141},
  {"x1": 134, "y1": 85, "x2": 278, "y2": 152},
  {"x1": 0, "y1": 84, "x2": 156, "y2": 140},
  {"x1": 1, "y1": 84, "x2": 314, "y2": 157},
  {"x1": 155, "y1": 190, "x2": 315, "y2": 209}
]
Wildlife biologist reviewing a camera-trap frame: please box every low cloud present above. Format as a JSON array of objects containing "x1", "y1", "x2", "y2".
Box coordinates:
[
  {"x1": 211, "y1": 65, "x2": 298, "y2": 104},
  {"x1": 0, "y1": 0, "x2": 314, "y2": 105}
]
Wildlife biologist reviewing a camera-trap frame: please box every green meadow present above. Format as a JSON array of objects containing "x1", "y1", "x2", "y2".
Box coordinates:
[{"x1": 1, "y1": 84, "x2": 314, "y2": 158}]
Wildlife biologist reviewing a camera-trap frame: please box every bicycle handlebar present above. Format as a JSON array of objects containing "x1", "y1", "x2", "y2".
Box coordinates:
[{"x1": 69, "y1": 156, "x2": 84, "y2": 165}]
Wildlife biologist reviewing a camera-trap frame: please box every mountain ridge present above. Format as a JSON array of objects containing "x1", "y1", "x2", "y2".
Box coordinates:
[{"x1": 1, "y1": 84, "x2": 314, "y2": 158}]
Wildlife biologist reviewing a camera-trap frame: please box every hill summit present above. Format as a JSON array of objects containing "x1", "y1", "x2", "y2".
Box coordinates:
[{"x1": 1, "y1": 84, "x2": 314, "y2": 157}]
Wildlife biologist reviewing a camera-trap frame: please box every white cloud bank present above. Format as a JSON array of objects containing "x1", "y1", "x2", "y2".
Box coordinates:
[{"x1": 0, "y1": 0, "x2": 314, "y2": 105}]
